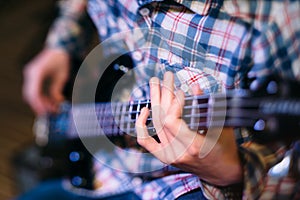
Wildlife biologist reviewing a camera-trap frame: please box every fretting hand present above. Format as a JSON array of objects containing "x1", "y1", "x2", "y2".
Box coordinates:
[{"x1": 136, "y1": 71, "x2": 243, "y2": 186}]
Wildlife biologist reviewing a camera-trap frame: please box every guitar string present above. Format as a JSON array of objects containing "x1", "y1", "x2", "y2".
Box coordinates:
[
  {"x1": 51, "y1": 92, "x2": 300, "y2": 138},
  {"x1": 67, "y1": 105, "x2": 259, "y2": 137},
  {"x1": 59, "y1": 92, "x2": 267, "y2": 137},
  {"x1": 73, "y1": 96, "x2": 261, "y2": 116},
  {"x1": 71, "y1": 100, "x2": 260, "y2": 125}
]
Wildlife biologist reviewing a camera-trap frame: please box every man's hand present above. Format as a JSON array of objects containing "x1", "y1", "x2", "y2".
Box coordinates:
[
  {"x1": 23, "y1": 48, "x2": 70, "y2": 115},
  {"x1": 136, "y1": 71, "x2": 243, "y2": 186}
]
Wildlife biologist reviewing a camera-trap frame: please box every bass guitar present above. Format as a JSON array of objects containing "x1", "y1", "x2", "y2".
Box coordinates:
[{"x1": 34, "y1": 78, "x2": 300, "y2": 189}]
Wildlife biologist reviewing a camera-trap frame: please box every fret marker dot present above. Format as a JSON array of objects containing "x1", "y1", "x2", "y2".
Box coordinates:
[
  {"x1": 254, "y1": 119, "x2": 265, "y2": 131},
  {"x1": 69, "y1": 151, "x2": 80, "y2": 162},
  {"x1": 71, "y1": 176, "x2": 83, "y2": 187}
]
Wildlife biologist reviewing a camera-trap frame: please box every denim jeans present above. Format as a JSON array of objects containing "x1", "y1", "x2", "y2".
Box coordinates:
[
  {"x1": 16, "y1": 179, "x2": 141, "y2": 200},
  {"x1": 16, "y1": 179, "x2": 207, "y2": 200}
]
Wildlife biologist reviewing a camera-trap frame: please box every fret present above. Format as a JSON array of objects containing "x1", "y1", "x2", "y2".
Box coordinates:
[
  {"x1": 107, "y1": 103, "x2": 113, "y2": 134},
  {"x1": 146, "y1": 99, "x2": 150, "y2": 108},
  {"x1": 120, "y1": 103, "x2": 127, "y2": 134},
  {"x1": 207, "y1": 95, "x2": 214, "y2": 128},
  {"x1": 190, "y1": 96, "x2": 198, "y2": 130},
  {"x1": 146, "y1": 99, "x2": 151, "y2": 127},
  {"x1": 132, "y1": 100, "x2": 142, "y2": 137},
  {"x1": 86, "y1": 104, "x2": 99, "y2": 137},
  {"x1": 92, "y1": 107, "x2": 101, "y2": 137},
  {"x1": 136, "y1": 100, "x2": 141, "y2": 122},
  {"x1": 113, "y1": 102, "x2": 122, "y2": 136},
  {"x1": 112, "y1": 103, "x2": 118, "y2": 136},
  {"x1": 98, "y1": 104, "x2": 104, "y2": 132},
  {"x1": 103, "y1": 103, "x2": 114, "y2": 136},
  {"x1": 88, "y1": 104, "x2": 94, "y2": 132},
  {"x1": 127, "y1": 102, "x2": 133, "y2": 135},
  {"x1": 112, "y1": 102, "x2": 118, "y2": 125},
  {"x1": 145, "y1": 99, "x2": 155, "y2": 135},
  {"x1": 102, "y1": 103, "x2": 108, "y2": 135}
]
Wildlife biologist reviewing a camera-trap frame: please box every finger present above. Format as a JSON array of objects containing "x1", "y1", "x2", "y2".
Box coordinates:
[
  {"x1": 49, "y1": 70, "x2": 68, "y2": 112},
  {"x1": 191, "y1": 84, "x2": 203, "y2": 96},
  {"x1": 161, "y1": 71, "x2": 175, "y2": 111},
  {"x1": 149, "y1": 77, "x2": 161, "y2": 104},
  {"x1": 157, "y1": 127, "x2": 193, "y2": 164},
  {"x1": 159, "y1": 89, "x2": 186, "y2": 138},
  {"x1": 137, "y1": 108, "x2": 192, "y2": 164},
  {"x1": 164, "y1": 121, "x2": 203, "y2": 162},
  {"x1": 166, "y1": 90, "x2": 202, "y2": 148},
  {"x1": 160, "y1": 90, "x2": 185, "y2": 140},
  {"x1": 149, "y1": 77, "x2": 163, "y2": 130},
  {"x1": 136, "y1": 107, "x2": 160, "y2": 152},
  {"x1": 169, "y1": 89, "x2": 185, "y2": 118},
  {"x1": 149, "y1": 77, "x2": 172, "y2": 143},
  {"x1": 136, "y1": 108, "x2": 178, "y2": 163},
  {"x1": 50, "y1": 73, "x2": 67, "y2": 103},
  {"x1": 44, "y1": 97, "x2": 60, "y2": 114}
]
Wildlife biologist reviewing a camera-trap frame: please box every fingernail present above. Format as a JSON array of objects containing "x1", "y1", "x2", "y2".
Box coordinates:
[
  {"x1": 150, "y1": 77, "x2": 159, "y2": 86},
  {"x1": 140, "y1": 107, "x2": 147, "y2": 115},
  {"x1": 191, "y1": 84, "x2": 203, "y2": 95}
]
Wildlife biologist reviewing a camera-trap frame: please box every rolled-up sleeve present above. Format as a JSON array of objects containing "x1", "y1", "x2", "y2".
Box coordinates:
[{"x1": 45, "y1": 0, "x2": 94, "y2": 58}]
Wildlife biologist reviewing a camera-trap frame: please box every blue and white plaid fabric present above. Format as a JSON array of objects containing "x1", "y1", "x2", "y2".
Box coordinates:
[{"x1": 48, "y1": 0, "x2": 300, "y2": 199}]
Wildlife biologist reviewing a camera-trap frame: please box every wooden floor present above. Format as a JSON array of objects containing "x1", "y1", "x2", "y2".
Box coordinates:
[{"x1": 0, "y1": 1, "x2": 56, "y2": 199}]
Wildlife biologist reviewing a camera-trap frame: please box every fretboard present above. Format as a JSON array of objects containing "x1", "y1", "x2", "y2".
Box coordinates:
[{"x1": 45, "y1": 89, "x2": 300, "y2": 140}]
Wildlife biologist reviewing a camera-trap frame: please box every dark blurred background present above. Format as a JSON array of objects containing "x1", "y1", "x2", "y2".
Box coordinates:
[
  {"x1": 0, "y1": 0, "x2": 135, "y2": 198},
  {"x1": 0, "y1": 0, "x2": 57, "y2": 199}
]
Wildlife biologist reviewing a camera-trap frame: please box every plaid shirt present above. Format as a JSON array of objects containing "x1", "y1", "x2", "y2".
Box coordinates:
[{"x1": 47, "y1": 0, "x2": 300, "y2": 199}]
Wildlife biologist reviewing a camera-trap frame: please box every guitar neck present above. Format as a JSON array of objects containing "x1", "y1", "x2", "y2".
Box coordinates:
[{"x1": 44, "y1": 89, "x2": 300, "y2": 141}]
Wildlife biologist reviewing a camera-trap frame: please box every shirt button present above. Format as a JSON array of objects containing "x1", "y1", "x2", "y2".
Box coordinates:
[
  {"x1": 132, "y1": 177, "x2": 143, "y2": 186},
  {"x1": 132, "y1": 51, "x2": 143, "y2": 61},
  {"x1": 132, "y1": 87, "x2": 143, "y2": 98},
  {"x1": 139, "y1": 7, "x2": 150, "y2": 16}
]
